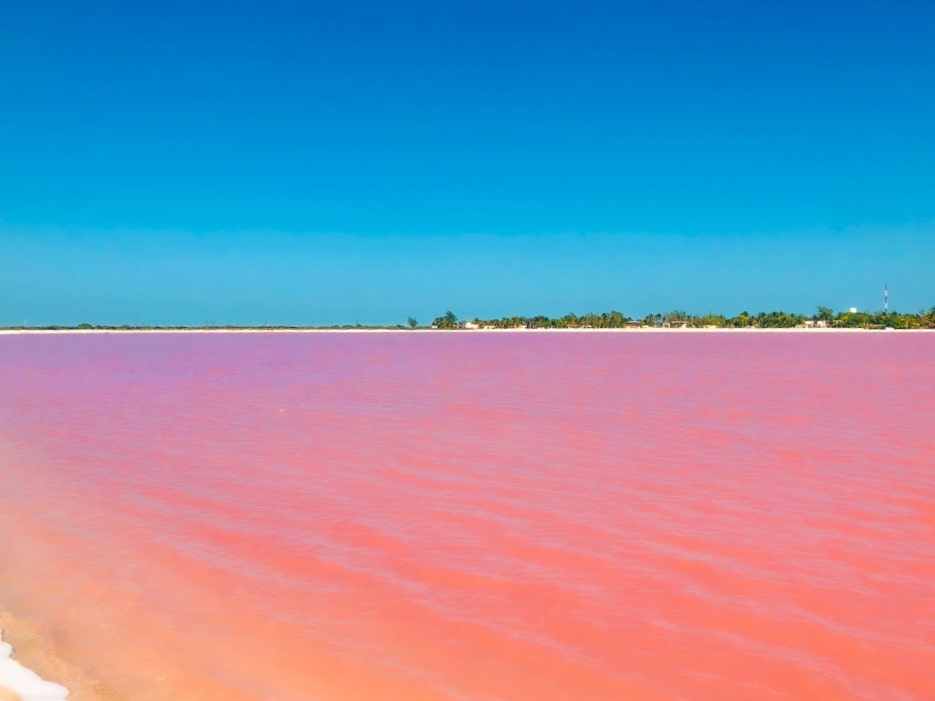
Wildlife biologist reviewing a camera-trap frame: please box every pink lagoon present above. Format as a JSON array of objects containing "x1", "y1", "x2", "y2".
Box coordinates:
[{"x1": 1, "y1": 331, "x2": 933, "y2": 700}]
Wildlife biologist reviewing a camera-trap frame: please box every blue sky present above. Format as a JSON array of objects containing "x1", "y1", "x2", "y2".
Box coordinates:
[{"x1": 1, "y1": 0, "x2": 933, "y2": 325}]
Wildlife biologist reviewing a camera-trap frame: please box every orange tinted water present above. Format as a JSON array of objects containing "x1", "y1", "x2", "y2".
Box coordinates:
[{"x1": 0, "y1": 332, "x2": 933, "y2": 700}]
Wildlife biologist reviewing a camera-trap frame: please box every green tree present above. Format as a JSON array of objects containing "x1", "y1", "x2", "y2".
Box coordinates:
[
  {"x1": 433, "y1": 310, "x2": 459, "y2": 329},
  {"x1": 921, "y1": 306, "x2": 935, "y2": 329},
  {"x1": 582, "y1": 312, "x2": 601, "y2": 328},
  {"x1": 664, "y1": 310, "x2": 690, "y2": 327},
  {"x1": 407, "y1": 317, "x2": 418, "y2": 328},
  {"x1": 606, "y1": 310, "x2": 626, "y2": 328},
  {"x1": 697, "y1": 314, "x2": 726, "y2": 327}
]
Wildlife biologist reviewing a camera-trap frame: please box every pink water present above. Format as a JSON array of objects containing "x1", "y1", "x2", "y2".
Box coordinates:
[{"x1": 1, "y1": 332, "x2": 933, "y2": 700}]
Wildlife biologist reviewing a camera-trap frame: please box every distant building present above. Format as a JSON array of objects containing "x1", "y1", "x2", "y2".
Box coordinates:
[{"x1": 462, "y1": 321, "x2": 480, "y2": 330}]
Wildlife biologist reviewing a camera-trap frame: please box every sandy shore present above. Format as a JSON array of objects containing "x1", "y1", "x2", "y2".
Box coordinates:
[{"x1": 0, "y1": 608, "x2": 119, "y2": 701}]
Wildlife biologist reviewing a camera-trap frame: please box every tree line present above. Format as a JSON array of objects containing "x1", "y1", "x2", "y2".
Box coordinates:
[
  {"x1": 5, "y1": 306, "x2": 933, "y2": 331},
  {"x1": 430, "y1": 306, "x2": 935, "y2": 330}
]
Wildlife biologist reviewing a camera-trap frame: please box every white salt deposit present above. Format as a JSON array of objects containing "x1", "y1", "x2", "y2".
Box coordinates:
[{"x1": 0, "y1": 631, "x2": 68, "y2": 700}]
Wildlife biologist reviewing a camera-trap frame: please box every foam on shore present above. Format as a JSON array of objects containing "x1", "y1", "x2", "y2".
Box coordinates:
[
  {"x1": 0, "y1": 608, "x2": 116, "y2": 701},
  {"x1": 0, "y1": 630, "x2": 68, "y2": 700}
]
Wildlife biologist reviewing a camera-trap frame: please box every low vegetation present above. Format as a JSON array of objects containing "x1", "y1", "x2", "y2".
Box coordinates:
[
  {"x1": 431, "y1": 306, "x2": 935, "y2": 330},
  {"x1": 4, "y1": 307, "x2": 933, "y2": 331}
]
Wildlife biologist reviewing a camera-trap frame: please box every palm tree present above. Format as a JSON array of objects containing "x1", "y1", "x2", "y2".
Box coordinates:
[{"x1": 432, "y1": 311, "x2": 459, "y2": 329}]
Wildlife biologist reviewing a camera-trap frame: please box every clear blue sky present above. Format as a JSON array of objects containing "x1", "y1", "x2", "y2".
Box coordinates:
[{"x1": 1, "y1": 0, "x2": 933, "y2": 325}]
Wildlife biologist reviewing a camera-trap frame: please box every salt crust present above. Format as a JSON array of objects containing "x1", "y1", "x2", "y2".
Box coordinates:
[{"x1": 0, "y1": 631, "x2": 69, "y2": 700}]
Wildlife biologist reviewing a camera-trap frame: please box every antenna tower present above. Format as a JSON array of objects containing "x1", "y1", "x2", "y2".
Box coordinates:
[{"x1": 884, "y1": 283, "x2": 888, "y2": 314}]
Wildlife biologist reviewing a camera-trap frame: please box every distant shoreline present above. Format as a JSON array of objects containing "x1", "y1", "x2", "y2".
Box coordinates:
[
  {"x1": 4, "y1": 304, "x2": 933, "y2": 333},
  {"x1": 2, "y1": 327, "x2": 932, "y2": 335}
]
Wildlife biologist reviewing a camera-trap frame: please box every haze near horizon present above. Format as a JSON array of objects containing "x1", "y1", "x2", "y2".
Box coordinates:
[{"x1": 1, "y1": 1, "x2": 933, "y2": 325}]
